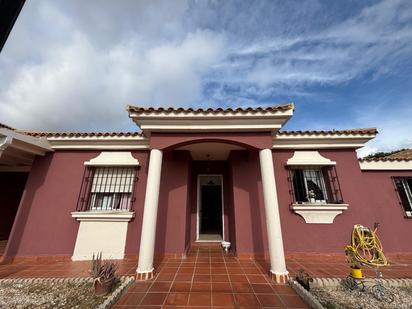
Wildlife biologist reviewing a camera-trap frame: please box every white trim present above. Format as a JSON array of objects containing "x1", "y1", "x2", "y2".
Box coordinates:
[
  {"x1": 84, "y1": 151, "x2": 140, "y2": 166},
  {"x1": 273, "y1": 134, "x2": 376, "y2": 149},
  {"x1": 129, "y1": 109, "x2": 293, "y2": 135},
  {"x1": 47, "y1": 136, "x2": 149, "y2": 150},
  {"x1": 286, "y1": 151, "x2": 336, "y2": 167},
  {"x1": 291, "y1": 203, "x2": 349, "y2": 224},
  {"x1": 359, "y1": 160, "x2": 412, "y2": 170},
  {"x1": 196, "y1": 174, "x2": 225, "y2": 242},
  {"x1": 71, "y1": 211, "x2": 135, "y2": 222},
  {"x1": 0, "y1": 128, "x2": 52, "y2": 155}
]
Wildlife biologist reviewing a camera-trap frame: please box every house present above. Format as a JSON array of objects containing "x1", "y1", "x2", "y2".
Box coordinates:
[{"x1": 1, "y1": 103, "x2": 411, "y2": 283}]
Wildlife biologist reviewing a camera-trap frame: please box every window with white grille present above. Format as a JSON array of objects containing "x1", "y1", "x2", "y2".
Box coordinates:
[
  {"x1": 77, "y1": 166, "x2": 137, "y2": 211},
  {"x1": 393, "y1": 177, "x2": 412, "y2": 217},
  {"x1": 288, "y1": 166, "x2": 344, "y2": 204}
]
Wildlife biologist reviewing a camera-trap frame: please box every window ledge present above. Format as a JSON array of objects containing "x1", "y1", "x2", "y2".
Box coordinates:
[
  {"x1": 290, "y1": 203, "x2": 349, "y2": 224},
  {"x1": 71, "y1": 211, "x2": 135, "y2": 222}
]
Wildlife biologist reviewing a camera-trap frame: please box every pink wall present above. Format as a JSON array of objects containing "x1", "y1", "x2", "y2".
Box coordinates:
[
  {"x1": 229, "y1": 150, "x2": 268, "y2": 254},
  {"x1": 273, "y1": 149, "x2": 412, "y2": 254},
  {"x1": 150, "y1": 132, "x2": 273, "y2": 150},
  {"x1": 6, "y1": 151, "x2": 149, "y2": 258},
  {"x1": 5, "y1": 140, "x2": 412, "y2": 259},
  {"x1": 154, "y1": 150, "x2": 191, "y2": 254}
]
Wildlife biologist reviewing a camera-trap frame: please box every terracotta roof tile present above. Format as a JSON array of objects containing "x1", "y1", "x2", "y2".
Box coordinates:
[
  {"x1": 15, "y1": 131, "x2": 144, "y2": 138},
  {"x1": 278, "y1": 128, "x2": 378, "y2": 136},
  {"x1": 0, "y1": 123, "x2": 15, "y2": 130},
  {"x1": 360, "y1": 149, "x2": 412, "y2": 162},
  {"x1": 127, "y1": 103, "x2": 294, "y2": 115}
]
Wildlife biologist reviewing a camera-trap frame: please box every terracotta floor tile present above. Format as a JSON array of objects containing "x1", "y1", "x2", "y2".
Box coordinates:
[
  {"x1": 279, "y1": 295, "x2": 308, "y2": 308},
  {"x1": 272, "y1": 284, "x2": 298, "y2": 295},
  {"x1": 175, "y1": 273, "x2": 193, "y2": 281},
  {"x1": 256, "y1": 294, "x2": 283, "y2": 308},
  {"x1": 247, "y1": 274, "x2": 268, "y2": 284},
  {"x1": 148, "y1": 281, "x2": 172, "y2": 292},
  {"x1": 195, "y1": 267, "x2": 211, "y2": 274},
  {"x1": 179, "y1": 267, "x2": 194, "y2": 274},
  {"x1": 193, "y1": 274, "x2": 211, "y2": 282},
  {"x1": 212, "y1": 292, "x2": 235, "y2": 306},
  {"x1": 165, "y1": 292, "x2": 190, "y2": 306},
  {"x1": 161, "y1": 267, "x2": 178, "y2": 274},
  {"x1": 229, "y1": 274, "x2": 248, "y2": 282},
  {"x1": 191, "y1": 282, "x2": 211, "y2": 292},
  {"x1": 211, "y1": 274, "x2": 230, "y2": 282},
  {"x1": 188, "y1": 292, "x2": 211, "y2": 306},
  {"x1": 242, "y1": 267, "x2": 262, "y2": 274},
  {"x1": 140, "y1": 292, "x2": 167, "y2": 306},
  {"x1": 156, "y1": 273, "x2": 176, "y2": 281},
  {"x1": 171, "y1": 281, "x2": 192, "y2": 292},
  {"x1": 234, "y1": 293, "x2": 260, "y2": 307},
  {"x1": 231, "y1": 282, "x2": 253, "y2": 293},
  {"x1": 251, "y1": 283, "x2": 274, "y2": 293},
  {"x1": 129, "y1": 282, "x2": 152, "y2": 293},
  {"x1": 116, "y1": 292, "x2": 145, "y2": 306},
  {"x1": 212, "y1": 282, "x2": 232, "y2": 292}
]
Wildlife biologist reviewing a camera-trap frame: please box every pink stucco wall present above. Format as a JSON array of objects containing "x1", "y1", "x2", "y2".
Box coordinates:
[
  {"x1": 5, "y1": 150, "x2": 149, "y2": 258},
  {"x1": 4, "y1": 140, "x2": 412, "y2": 259},
  {"x1": 274, "y1": 149, "x2": 412, "y2": 254}
]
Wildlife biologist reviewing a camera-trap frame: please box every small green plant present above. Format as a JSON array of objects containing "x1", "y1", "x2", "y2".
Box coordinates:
[
  {"x1": 345, "y1": 247, "x2": 362, "y2": 269},
  {"x1": 89, "y1": 252, "x2": 118, "y2": 296},
  {"x1": 296, "y1": 269, "x2": 313, "y2": 291}
]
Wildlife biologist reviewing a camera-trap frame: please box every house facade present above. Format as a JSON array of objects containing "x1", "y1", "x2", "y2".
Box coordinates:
[{"x1": 1, "y1": 104, "x2": 412, "y2": 283}]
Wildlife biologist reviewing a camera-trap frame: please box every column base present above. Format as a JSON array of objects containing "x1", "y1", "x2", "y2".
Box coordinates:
[
  {"x1": 270, "y1": 270, "x2": 289, "y2": 284},
  {"x1": 136, "y1": 269, "x2": 154, "y2": 281}
]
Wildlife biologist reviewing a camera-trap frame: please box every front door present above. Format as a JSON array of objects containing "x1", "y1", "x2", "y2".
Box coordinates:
[{"x1": 198, "y1": 175, "x2": 223, "y2": 241}]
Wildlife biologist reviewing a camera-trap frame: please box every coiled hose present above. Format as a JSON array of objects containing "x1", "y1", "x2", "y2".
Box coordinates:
[{"x1": 345, "y1": 224, "x2": 388, "y2": 268}]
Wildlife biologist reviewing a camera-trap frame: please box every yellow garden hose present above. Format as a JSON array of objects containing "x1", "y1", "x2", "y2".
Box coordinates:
[{"x1": 345, "y1": 224, "x2": 388, "y2": 268}]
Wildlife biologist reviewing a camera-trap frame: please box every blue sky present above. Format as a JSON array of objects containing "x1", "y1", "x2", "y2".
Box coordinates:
[{"x1": 1, "y1": 0, "x2": 411, "y2": 156}]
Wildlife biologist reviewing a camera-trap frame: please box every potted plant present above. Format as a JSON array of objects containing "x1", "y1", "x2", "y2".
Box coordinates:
[
  {"x1": 89, "y1": 252, "x2": 118, "y2": 296},
  {"x1": 345, "y1": 246, "x2": 363, "y2": 279},
  {"x1": 295, "y1": 269, "x2": 313, "y2": 291},
  {"x1": 307, "y1": 190, "x2": 316, "y2": 203}
]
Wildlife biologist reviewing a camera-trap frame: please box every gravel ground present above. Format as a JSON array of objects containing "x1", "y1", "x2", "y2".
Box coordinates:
[
  {"x1": 311, "y1": 284, "x2": 412, "y2": 309},
  {"x1": 0, "y1": 280, "x2": 115, "y2": 309}
]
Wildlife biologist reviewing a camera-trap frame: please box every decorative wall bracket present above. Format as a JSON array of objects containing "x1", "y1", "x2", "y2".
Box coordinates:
[{"x1": 291, "y1": 203, "x2": 348, "y2": 224}]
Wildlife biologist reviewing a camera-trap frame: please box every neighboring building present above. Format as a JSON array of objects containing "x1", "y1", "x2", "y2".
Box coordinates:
[{"x1": 1, "y1": 104, "x2": 411, "y2": 282}]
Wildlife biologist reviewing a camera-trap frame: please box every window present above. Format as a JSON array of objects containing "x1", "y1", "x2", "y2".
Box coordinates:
[
  {"x1": 77, "y1": 166, "x2": 137, "y2": 211},
  {"x1": 288, "y1": 166, "x2": 344, "y2": 204},
  {"x1": 393, "y1": 177, "x2": 412, "y2": 217}
]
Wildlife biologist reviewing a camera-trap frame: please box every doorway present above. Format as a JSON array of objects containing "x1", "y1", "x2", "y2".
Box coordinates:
[{"x1": 197, "y1": 175, "x2": 224, "y2": 241}]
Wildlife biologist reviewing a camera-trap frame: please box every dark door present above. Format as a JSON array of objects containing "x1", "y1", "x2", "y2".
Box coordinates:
[{"x1": 200, "y1": 185, "x2": 223, "y2": 235}]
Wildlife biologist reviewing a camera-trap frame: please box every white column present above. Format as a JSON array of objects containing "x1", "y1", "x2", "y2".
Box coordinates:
[
  {"x1": 259, "y1": 148, "x2": 289, "y2": 283},
  {"x1": 136, "y1": 149, "x2": 163, "y2": 280}
]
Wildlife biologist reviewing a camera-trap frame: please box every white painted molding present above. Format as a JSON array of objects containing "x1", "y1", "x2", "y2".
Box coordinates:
[
  {"x1": 0, "y1": 128, "x2": 52, "y2": 155},
  {"x1": 71, "y1": 211, "x2": 135, "y2": 222},
  {"x1": 286, "y1": 151, "x2": 336, "y2": 167},
  {"x1": 47, "y1": 136, "x2": 149, "y2": 150},
  {"x1": 273, "y1": 134, "x2": 376, "y2": 149},
  {"x1": 291, "y1": 203, "x2": 349, "y2": 224},
  {"x1": 359, "y1": 160, "x2": 412, "y2": 170},
  {"x1": 84, "y1": 152, "x2": 139, "y2": 166},
  {"x1": 71, "y1": 215, "x2": 132, "y2": 260},
  {"x1": 129, "y1": 109, "x2": 293, "y2": 135}
]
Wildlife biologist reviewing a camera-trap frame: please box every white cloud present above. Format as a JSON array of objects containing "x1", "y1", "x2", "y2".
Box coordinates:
[{"x1": 0, "y1": 0, "x2": 411, "y2": 143}]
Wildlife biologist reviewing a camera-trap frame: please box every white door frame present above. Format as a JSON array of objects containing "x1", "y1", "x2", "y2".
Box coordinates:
[{"x1": 196, "y1": 174, "x2": 225, "y2": 242}]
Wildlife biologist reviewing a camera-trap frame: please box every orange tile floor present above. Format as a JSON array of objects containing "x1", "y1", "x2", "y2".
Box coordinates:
[
  {"x1": 114, "y1": 245, "x2": 308, "y2": 309},
  {"x1": 1, "y1": 244, "x2": 412, "y2": 308}
]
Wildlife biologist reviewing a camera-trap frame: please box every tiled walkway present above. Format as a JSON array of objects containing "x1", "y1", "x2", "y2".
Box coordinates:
[
  {"x1": 114, "y1": 245, "x2": 308, "y2": 308},
  {"x1": 1, "y1": 245, "x2": 411, "y2": 308}
]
